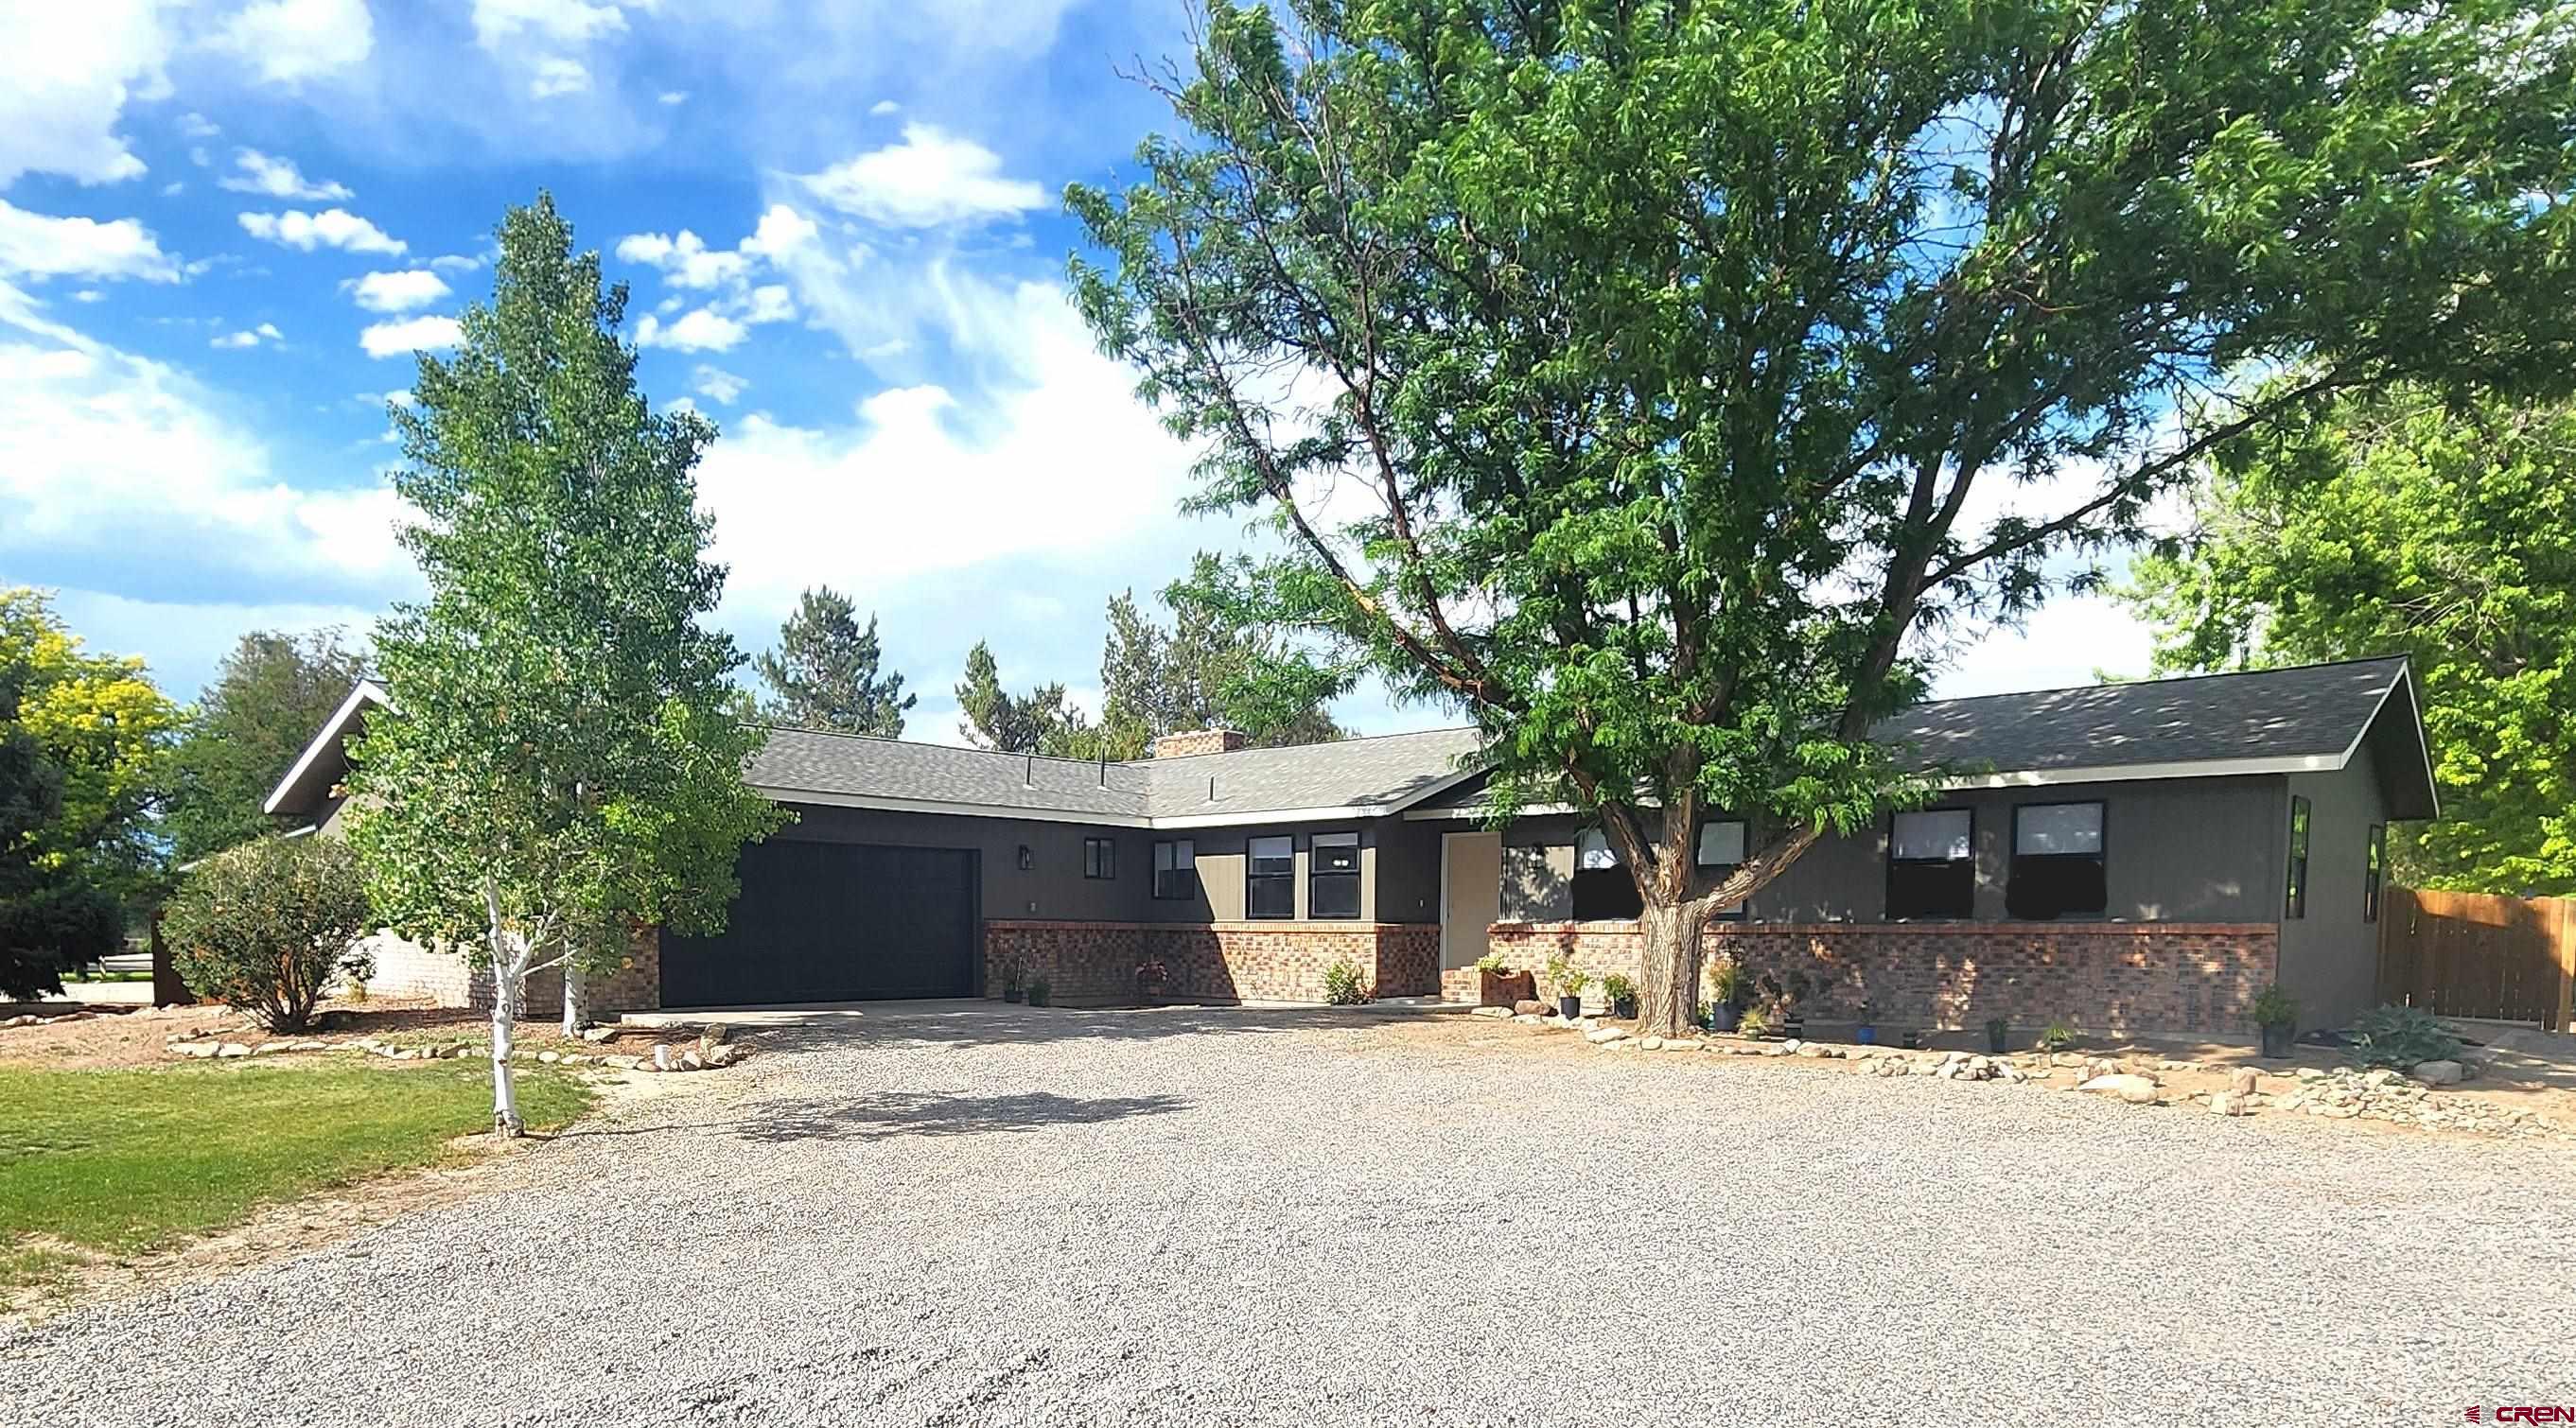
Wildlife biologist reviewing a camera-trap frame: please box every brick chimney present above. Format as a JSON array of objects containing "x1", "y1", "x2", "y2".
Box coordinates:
[{"x1": 1151, "y1": 727, "x2": 1252, "y2": 758}]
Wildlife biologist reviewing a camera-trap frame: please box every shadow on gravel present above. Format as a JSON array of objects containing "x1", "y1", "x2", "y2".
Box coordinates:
[
  {"x1": 748, "y1": 1003, "x2": 1456, "y2": 1057},
  {"x1": 735, "y1": 1089, "x2": 1192, "y2": 1143}
]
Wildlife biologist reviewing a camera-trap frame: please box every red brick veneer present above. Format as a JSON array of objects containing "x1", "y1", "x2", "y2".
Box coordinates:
[
  {"x1": 1480, "y1": 920, "x2": 2278, "y2": 1036},
  {"x1": 986, "y1": 920, "x2": 1439, "y2": 1004}
]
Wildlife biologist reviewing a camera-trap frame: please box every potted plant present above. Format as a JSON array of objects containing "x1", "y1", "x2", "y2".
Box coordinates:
[
  {"x1": 1027, "y1": 976, "x2": 1052, "y2": 1008},
  {"x1": 2252, "y1": 984, "x2": 2298, "y2": 1058},
  {"x1": 1001, "y1": 958, "x2": 1025, "y2": 1004},
  {"x1": 2036, "y1": 1018, "x2": 2077, "y2": 1053},
  {"x1": 1475, "y1": 950, "x2": 1533, "y2": 1008},
  {"x1": 1544, "y1": 954, "x2": 1588, "y2": 1020},
  {"x1": 1900, "y1": 1029, "x2": 1923, "y2": 1051},
  {"x1": 1853, "y1": 1001, "x2": 1878, "y2": 1046},
  {"x1": 1135, "y1": 957, "x2": 1171, "y2": 1004},
  {"x1": 1705, "y1": 962, "x2": 1744, "y2": 1033},
  {"x1": 1736, "y1": 1004, "x2": 1774, "y2": 1039},
  {"x1": 1761, "y1": 972, "x2": 1809, "y2": 1040},
  {"x1": 1602, "y1": 972, "x2": 1639, "y2": 1019},
  {"x1": 1984, "y1": 1015, "x2": 2010, "y2": 1054}
]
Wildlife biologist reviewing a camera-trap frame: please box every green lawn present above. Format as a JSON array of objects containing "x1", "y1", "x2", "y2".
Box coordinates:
[{"x1": 0, "y1": 1062, "x2": 591, "y2": 1303}]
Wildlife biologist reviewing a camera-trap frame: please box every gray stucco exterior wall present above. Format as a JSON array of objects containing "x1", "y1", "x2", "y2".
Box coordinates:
[
  {"x1": 1494, "y1": 775, "x2": 2288, "y2": 926},
  {"x1": 2278, "y1": 761, "x2": 2390, "y2": 1033}
]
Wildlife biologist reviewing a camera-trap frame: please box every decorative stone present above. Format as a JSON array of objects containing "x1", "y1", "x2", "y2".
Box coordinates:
[
  {"x1": 2410, "y1": 1059, "x2": 2463, "y2": 1086},
  {"x1": 2209, "y1": 1091, "x2": 2250, "y2": 1116},
  {"x1": 706, "y1": 1042, "x2": 745, "y2": 1068},
  {"x1": 1512, "y1": 1000, "x2": 1548, "y2": 1017},
  {"x1": 604, "y1": 1054, "x2": 642, "y2": 1070},
  {"x1": 217, "y1": 1042, "x2": 251, "y2": 1057},
  {"x1": 2078, "y1": 1072, "x2": 2161, "y2": 1105},
  {"x1": 1662, "y1": 1039, "x2": 1703, "y2": 1053},
  {"x1": 1470, "y1": 1005, "x2": 1513, "y2": 1019},
  {"x1": 651, "y1": 1043, "x2": 674, "y2": 1071},
  {"x1": 680, "y1": 1048, "x2": 705, "y2": 1071},
  {"x1": 2229, "y1": 1068, "x2": 2260, "y2": 1097},
  {"x1": 1585, "y1": 1027, "x2": 1630, "y2": 1045},
  {"x1": 579, "y1": 1026, "x2": 616, "y2": 1043},
  {"x1": 1639, "y1": 1036, "x2": 1664, "y2": 1051},
  {"x1": 1780, "y1": 1038, "x2": 1803, "y2": 1054},
  {"x1": 537, "y1": 1050, "x2": 561, "y2": 1064}
]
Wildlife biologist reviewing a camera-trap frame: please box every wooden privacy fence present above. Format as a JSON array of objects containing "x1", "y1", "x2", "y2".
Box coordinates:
[{"x1": 2375, "y1": 887, "x2": 2575, "y2": 1030}]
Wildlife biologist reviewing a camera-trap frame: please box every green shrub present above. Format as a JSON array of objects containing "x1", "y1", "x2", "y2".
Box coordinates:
[
  {"x1": 2036, "y1": 1018, "x2": 2077, "y2": 1052},
  {"x1": 2251, "y1": 984, "x2": 2298, "y2": 1028},
  {"x1": 1601, "y1": 972, "x2": 1638, "y2": 1005},
  {"x1": 1474, "y1": 949, "x2": 1507, "y2": 974},
  {"x1": 162, "y1": 836, "x2": 375, "y2": 1034},
  {"x1": 1736, "y1": 1005, "x2": 1772, "y2": 1038},
  {"x1": 1026, "y1": 976, "x2": 1051, "y2": 1007},
  {"x1": 1542, "y1": 953, "x2": 1588, "y2": 1000},
  {"x1": 2347, "y1": 1003, "x2": 2460, "y2": 1069},
  {"x1": 1708, "y1": 960, "x2": 1744, "y2": 1006},
  {"x1": 1322, "y1": 959, "x2": 1370, "y2": 1005}
]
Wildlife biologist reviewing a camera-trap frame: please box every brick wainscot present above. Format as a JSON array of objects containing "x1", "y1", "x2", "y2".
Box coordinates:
[
  {"x1": 986, "y1": 921, "x2": 1439, "y2": 1005},
  {"x1": 1477, "y1": 920, "x2": 2278, "y2": 1037},
  {"x1": 360, "y1": 925, "x2": 663, "y2": 1016}
]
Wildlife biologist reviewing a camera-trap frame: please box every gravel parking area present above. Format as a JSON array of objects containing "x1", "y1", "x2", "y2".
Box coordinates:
[{"x1": 8, "y1": 1004, "x2": 2574, "y2": 1427}]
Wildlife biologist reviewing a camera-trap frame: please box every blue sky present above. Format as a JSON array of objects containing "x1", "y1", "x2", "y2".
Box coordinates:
[{"x1": 0, "y1": 0, "x2": 2153, "y2": 743}]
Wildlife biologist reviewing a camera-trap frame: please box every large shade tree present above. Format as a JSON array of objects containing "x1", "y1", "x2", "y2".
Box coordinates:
[
  {"x1": 166, "y1": 627, "x2": 373, "y2": 863},
  {"x1": 2126, "y1": 388, "x2": 2576, "y2": 896},
  {"x1": 0, "y1": 589, "x2": 183, "y2": 910},
  {"x1": 1070, "y1": 0, "x2": 2576, "y2": 1034},
  {"x1": 0, "y1": 661, "x2": 121, "y2": 999},
  {"x1": 350, "y1": 195, "x2": 787, "y2": 1131}
]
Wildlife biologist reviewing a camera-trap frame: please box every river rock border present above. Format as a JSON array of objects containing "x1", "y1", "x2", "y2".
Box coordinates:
[
  {"x1": 163, "y1": 1023, "x2": 749, "y2": 1073},
  {"x1": 1464, "y1": 1004, "x2": 2569, "y2": 1140}
]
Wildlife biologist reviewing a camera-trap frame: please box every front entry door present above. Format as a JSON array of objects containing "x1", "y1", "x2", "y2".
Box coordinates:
[{"x1": 1442, "y1": 831, "x2": 1502, "y2": 969}]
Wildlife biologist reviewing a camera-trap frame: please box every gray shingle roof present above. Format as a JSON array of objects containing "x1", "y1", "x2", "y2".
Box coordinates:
[
  {"x1": 1876, "y1": 656, "x2": 2415, "y2": 775},
  {"x1": 730, "y1": 657, "x2": 2429, "y2": 825},
  {"x1": 745, "y1": 724, "x2": 1484, "y2": 823}
]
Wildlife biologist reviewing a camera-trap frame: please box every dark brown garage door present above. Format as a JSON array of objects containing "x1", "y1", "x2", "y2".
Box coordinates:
[{"x1": 660, "y1": 841, "x2": 979, "y2": 1007}]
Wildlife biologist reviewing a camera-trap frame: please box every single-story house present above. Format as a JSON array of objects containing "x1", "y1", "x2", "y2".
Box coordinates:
[{"x1": 263, "y1": 655, "x2": 2435, "y2": 1037}]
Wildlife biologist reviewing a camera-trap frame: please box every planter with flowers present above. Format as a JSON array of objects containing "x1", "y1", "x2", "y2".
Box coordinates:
[{"x1": 1136, "y1": 957, "x2": 1172, "y2": 1005}]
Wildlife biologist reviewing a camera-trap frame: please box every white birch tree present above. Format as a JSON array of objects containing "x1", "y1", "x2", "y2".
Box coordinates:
[{"x1": 348, "y1": 194, "x2": 787, "y2": 1133}]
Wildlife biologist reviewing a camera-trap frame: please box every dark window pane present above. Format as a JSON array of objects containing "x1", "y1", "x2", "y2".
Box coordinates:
[
  {"x1": 2006, "y1": 854, "x2": 2106, "y2": 919},
  {"x1": 1310, "y1": 873, "x2": 1360, "y2": 919},
  {"x1": 1888, "y1": 860, "x2": 1974, "y2": 919},
  {"x1": 1247, "y1": 873, "x2": 1295, "y2": 919},
  {"x1": 1572, "y1": 867, "x2": 1643, "y2": 921},
  {"x1": 2287, "y1": 796, "x2": 2311, "y2": 919}
]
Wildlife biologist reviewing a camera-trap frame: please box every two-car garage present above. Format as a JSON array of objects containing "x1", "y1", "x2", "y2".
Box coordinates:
[{"x1": 659, "y1": 840, "x2": 979, "y2": 1007}]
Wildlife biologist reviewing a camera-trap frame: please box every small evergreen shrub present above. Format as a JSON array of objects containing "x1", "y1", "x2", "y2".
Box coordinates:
[
  {"x1": 2251, "y1": 984, "x2": 2299, "y2": 1028},
  {"x1": 2347, "y1": 1003, "x2": 2461, "y2": 1069},
  {"x1": 1323, "y1": 958, "x2": 1371, "y2": 1005},
  {"x1": 1601, "y1": 972, "x2": 1638, "y2": 1006},
  {"x1": 163, "y1": 836, "x2": 375, "y2": 1034},
  {"x1": 2036, "y1": 1018, "x2": 2077, "y2": 1052}
]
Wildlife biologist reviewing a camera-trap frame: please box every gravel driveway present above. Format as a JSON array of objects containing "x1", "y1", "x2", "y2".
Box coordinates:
[{"x1": 9, "y1": 1004, "x2": 2573, "y2": 1427}]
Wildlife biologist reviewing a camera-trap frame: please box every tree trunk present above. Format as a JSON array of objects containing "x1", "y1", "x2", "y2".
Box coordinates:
[
  {"x1": 1636, "y1": 896, "x2": 1712, "y2": 1038},
  {"x1": 483, "y1": 877, "x2": 524, "y2": 1138},
  {"x1": 560, "y1": 961, "x2": 586, "y2": 1037}
]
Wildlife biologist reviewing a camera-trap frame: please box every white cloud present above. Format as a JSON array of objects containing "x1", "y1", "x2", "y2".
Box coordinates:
[
  {"x1": 211, "y1": 0, "x2": 377, "y2": 85},
  {"x1": 528, "y1": 57, "x2": 591, "y2": 99},
  {"x1": 616, "y1": 230, "x2": 749, "y2": 289},
  {"x1": 346, "y1": 269, "x2": 452, "y2": 312},
  {"x1": 691, "y1": 365, "x2": 746, "y2": 405},
  {"x1": 868, "y1": 99, "x2": 900, "y2": 116},
  {"x1": 211, "y1": 322, "x2": 284, "y2": 349},
  {"x1": 0, "y1": 201, "x2": 178, "y2": 283},
  {"x1": 658, "y1": 90, "x2": 689, "y2": 106},
  {"x1": 0, "y1": 307, "x2": 410, "y2": 600},
  {"x1": 238, "y1": 207, "x2": 408, "y2": 255},
  {"x1": 217, "y1": 148, "x2": 354, "y2": 200},
  {"x1": 359, "y1": 314, "x2": 464, "y2": 357},
  {"x1": 470, "y1": 0, "x2": 631, "y2": 47},
  {"x1": 796, "y1": 125, "x2": 1047, "y2": 228},
  {"x1": 354, "y1": 389, "x2": 415, "y2": 409},
  {"x1": 177, "y1": 113, "x2": 220, "y2": 141},
  {"x1": 0, "y1": 0, "x2": 169, "y2": 186},
  {"x1": 697, "y1": 278, "x2": 1196, "y2": 625},
  {"x1": 634, "y1": 308, "x2": 746, "y2": 353},
  {"x1": 73, "y1": 289, "x2": 105, "y2": 304},
  {"x1": 741, "y1": 284, "x2": 794, "y2": 324},
  {"x1": 742, "y1": 204, "x2": 818, "y2": 258},
  {"x1": 1933, "y1": 590, "x2": 2156, "y2": 699},
  {"x1": 429, "y1": 253, "x2": 483, "y2": 272}
]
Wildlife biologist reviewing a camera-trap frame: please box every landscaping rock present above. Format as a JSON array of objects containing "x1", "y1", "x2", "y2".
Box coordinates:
[
  {"x1": 2208, "y1": 1092, "x2": 2250, "y2": 1117},
  {"x1": 1469, "y1": 1005, "x2": 1513, "y2": 1019},
  {"x1": 2412, "y1": 1059, "x2": 2463, "y2": 1087},
  {"x1": 2078, "y1": 1073, "x2": 2161, "y2": 1105},
  {"x1": 217, "y1": 1042, "x2": 251, "y2": 1058},
  {"x1": 1585, "y1": 1027, "x2": 1630, "y2": 1045},
  {"x1": 651, "y1": 1043, "x2": 675, "y2": 1071},
  {"x1": 1661, "y1": 1039, "x2": 1702, "y2": 1053},
  {"x1": 1512, "y1": 1000, "x2": 1547, "y2": 1017},
  {"x1": 537, "y1": 1050, "x2": 561, "y2": 1064},
  {"x1": 706, "y1": 1042, "x2": 745, "y2": 1068},
  {"x1": 2229, "y1": 1068, "x2": 2260, "y2": 1097},
  {"x1": 579, "y1": 1026, "x2": 616, "y2": 1043},
  {"x1": 1638, "y1": 1036, "x2": 1664, "y2": 1051}
]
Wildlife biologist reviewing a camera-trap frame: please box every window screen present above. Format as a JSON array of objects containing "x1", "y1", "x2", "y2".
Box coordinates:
[
  {"x1": 1695, "y1": 818, "x2": 1749, "y2": 920},
  {"x1": 2006, "y1": 802, "x2": 2105, "y2": 919},
  {"x1": 1310, "y1": 831, "x2": 1360, "y2": 919},
  {"x1": 1247, "y1": 835, "x2": 1295, "y2": 918},
  {"x1": 1151, "y1": 840, "x2": 1197, "y2": 900},
  {"x1": 1888, "y1": 809, "x2": 1974, "y2": 919},
  {"x1": 1572, "y1": 829, "x2": 1642, "y2": 921},
  {"x1": 2363, "y1": 823, "x2": 2386, "y2": 923},
  {"x1": 2286, "y1": 796, "x2": 2311, "y2": 920}
]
